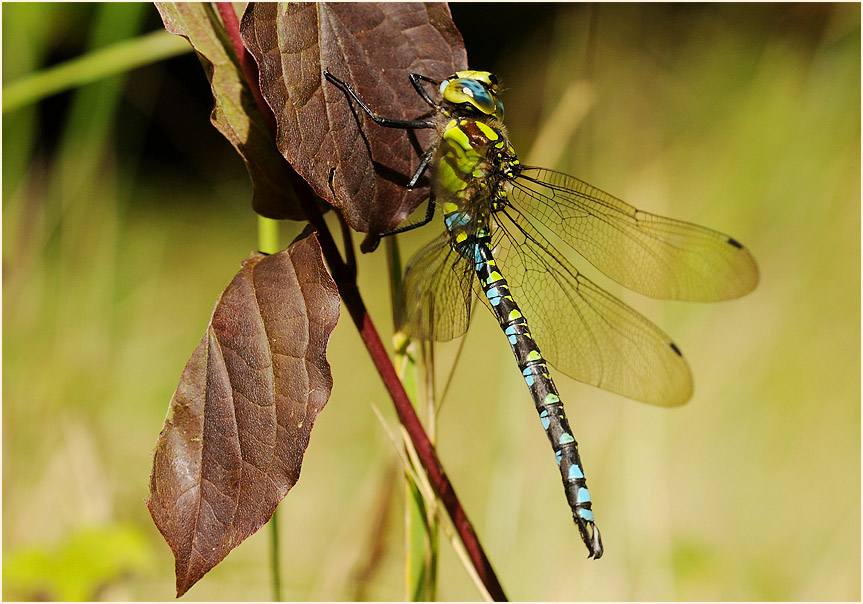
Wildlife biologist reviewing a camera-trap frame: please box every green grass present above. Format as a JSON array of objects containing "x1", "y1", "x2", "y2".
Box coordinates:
[{"x1": 3, "y1": 3, "x2": 860, "y2": 601}]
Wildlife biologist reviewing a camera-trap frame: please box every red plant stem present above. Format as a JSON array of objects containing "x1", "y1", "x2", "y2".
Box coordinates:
[
  {"x1": 215, "y1": 3, "x2": 507, "y2": 601},
  {"x1": 216, "y1": 2, "x2": 276, "y2": 135}
]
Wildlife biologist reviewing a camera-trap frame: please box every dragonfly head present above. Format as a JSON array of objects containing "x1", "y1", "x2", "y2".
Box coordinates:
[{"x1": 440, "y1": 71, "x2": 505, "y2": 121}]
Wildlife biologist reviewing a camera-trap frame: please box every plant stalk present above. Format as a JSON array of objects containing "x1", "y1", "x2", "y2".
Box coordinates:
[{"x1": 256, "y1": 214, "x2": 282, "y2": 601}]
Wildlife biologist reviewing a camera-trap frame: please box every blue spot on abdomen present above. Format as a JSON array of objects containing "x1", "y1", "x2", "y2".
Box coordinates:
[
  {"x1": 577, "y1": 487, "x2": 591, "y2": 504},
  {"x1": 539, "y1": 410, "x2": 550, "y2": 430}
]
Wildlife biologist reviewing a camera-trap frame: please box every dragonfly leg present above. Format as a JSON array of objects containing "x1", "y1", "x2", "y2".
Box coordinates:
[
  {"x1": 359, "y1": 194, "x2": 438, "y2": 252},
  {"x1": 324, "y1": 70, "x2": 434, "y2": 130},
  {"x1": 367, "y1": 144, "x2": 440, "y2": 242},
  {"x1": 407, "y1": 144, "x2": 436, "y2": 189},
  {"x1": 377, "y1": 197, "x2": 438, "y2": 239},
  {"x1": 408, "y1": 73, "x2": 441, "y2": 108}
]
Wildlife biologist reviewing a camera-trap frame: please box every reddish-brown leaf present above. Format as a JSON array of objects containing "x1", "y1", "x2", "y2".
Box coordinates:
[
  {"x1": 147, "y1": 233, "x2": 340, "y2": 597},
  {"x1": 156, "y1": 2, "x2": 305, "y2": 220},
  {"x1": 240, "y1": 2, "x2": 467, "y2": 242}
]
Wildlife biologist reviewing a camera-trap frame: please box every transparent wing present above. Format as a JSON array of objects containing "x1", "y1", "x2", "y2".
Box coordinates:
[
  {"x1": 509, "y1": 167, "x2": 759, "y2": 301},
  {"x1": 484, "y1": 207, "x2": 693, "y2": 406},
  {"x1": 397, "y1": 232, "x2": 476, "y2": 342}
]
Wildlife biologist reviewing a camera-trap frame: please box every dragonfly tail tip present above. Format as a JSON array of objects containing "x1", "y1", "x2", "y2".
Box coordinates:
[{"x1": 575, "y1": 514, "x2": 604, "y2": 559}]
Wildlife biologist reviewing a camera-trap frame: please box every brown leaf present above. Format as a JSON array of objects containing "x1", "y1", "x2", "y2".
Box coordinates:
[
  {"x1": 156, "y1": 2, "x2": 305, "y2": 220},
  {"x1": 147, "y1": 233, "x2": 340, "y2": 597},
  {"x1": 240, "y1": 2, "x2": 467, "y2": 240}
]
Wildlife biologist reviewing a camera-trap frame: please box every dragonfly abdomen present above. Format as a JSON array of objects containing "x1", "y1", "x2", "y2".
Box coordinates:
[
  {"x1": 435, "y1": 113, "x2": 602, "y2": 558},
  {"x1": 472, "y1": 239, "x2": 603, "y2": 558}
]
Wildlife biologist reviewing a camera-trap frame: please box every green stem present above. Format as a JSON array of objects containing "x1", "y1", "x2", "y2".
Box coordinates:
[
  {"x1": 270, "y1": 506, "x2": 282, "y2": 602},
  {"x1": 2, "y1": 29, "x2": 191, "y2": 113},
  {"x1": 387, "y1": 237, "x2": 439, "y2": 601},
  {"x1": 258, "y1": 215, "x2": 281, "y2": 254},
  {"x1": 257, "y1": 214, "x2": 282, "y2": 601}
]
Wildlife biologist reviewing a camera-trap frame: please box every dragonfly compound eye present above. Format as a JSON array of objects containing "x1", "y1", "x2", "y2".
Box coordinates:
[{"x1": 442, "y1": 77, "x2": 503, "y2": 119}]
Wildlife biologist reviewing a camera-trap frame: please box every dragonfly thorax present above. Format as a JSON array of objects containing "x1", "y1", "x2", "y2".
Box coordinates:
[{"x1": 432, "y1": 116, "x2": 518, "y2": 211}]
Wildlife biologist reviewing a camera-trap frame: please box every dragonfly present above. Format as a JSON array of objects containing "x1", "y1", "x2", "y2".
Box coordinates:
[{"x1": 324, "y1": 69, "x2": 759, "y2": 559}]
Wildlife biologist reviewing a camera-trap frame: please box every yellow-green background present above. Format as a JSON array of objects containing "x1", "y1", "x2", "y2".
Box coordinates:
[{"x1": 3, "y1": 3, "x2": 859, "y2": 601}]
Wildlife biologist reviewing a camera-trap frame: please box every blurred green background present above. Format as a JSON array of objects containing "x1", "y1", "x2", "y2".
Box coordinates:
[{"x1": 3, "y1": 3, "x2": 859, "y2": 601}]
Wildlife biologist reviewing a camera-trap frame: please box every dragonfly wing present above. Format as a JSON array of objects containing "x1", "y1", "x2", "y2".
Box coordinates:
[
  {"x1": 491, "y1": 209, "x2": 693, "y2": 406},
  {"x1": 397, "y1": 233, "x2": 475, "y2": 342},
  {"x1": 509, "y1": 167, "x2": 759, "y2": 301}
]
